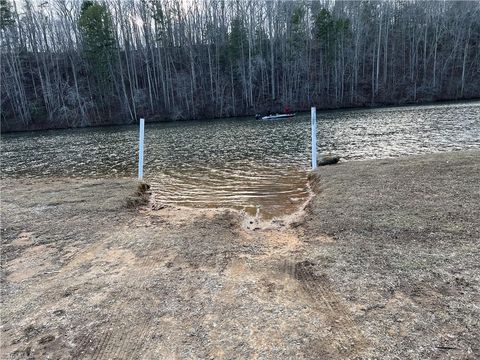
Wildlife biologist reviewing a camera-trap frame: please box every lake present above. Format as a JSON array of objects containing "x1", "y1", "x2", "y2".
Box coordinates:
[{"x1": 2, "y1": 101, "x2": 479, "y2": 218}]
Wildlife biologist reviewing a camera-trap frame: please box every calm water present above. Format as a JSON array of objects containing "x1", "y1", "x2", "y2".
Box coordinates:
[{"x1": 2, "y1": 101, "x2": 479, "y2": 218}]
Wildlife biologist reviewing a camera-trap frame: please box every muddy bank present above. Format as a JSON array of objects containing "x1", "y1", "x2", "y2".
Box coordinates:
[
  {"x1": 1, "y1": 151, "x2": 479, "y2": 359},
  {"x1": 0, "y1": 178, "x2": 321, "y2": 359}
]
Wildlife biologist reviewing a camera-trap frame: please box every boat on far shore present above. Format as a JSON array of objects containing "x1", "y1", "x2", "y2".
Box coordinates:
[{"x1": 255, "y1": 113, "x2": 296, "y2": 120}]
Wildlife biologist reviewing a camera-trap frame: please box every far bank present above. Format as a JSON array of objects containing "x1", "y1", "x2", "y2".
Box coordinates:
[{"x1": 2, "y1": 98, "x2": 479, "y2": 134}]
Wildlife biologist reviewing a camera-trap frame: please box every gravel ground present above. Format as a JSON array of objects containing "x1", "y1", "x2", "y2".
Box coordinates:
[{"x1": 1, "y1": 150, "x2": 479, "y2": 359}]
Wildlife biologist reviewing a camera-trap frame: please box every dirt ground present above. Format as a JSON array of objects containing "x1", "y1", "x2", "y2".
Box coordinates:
[{"x1": 1, "y1": 151, "x2": 479, "y2": 359}]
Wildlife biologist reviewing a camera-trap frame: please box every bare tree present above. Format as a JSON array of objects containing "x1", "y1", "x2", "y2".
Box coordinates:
[{"x1": 1, "y1": 0, "x2": 479, "y2": 131}]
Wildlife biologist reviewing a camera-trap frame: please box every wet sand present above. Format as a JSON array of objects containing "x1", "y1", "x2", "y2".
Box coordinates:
[{"x1": 1, "y1": 150, "x2": 479, "y2": 358}]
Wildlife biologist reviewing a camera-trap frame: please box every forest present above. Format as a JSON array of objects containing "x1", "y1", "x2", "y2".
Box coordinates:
[{"x1": 1, "y1": 0, "x2": 479, "y2": 131}]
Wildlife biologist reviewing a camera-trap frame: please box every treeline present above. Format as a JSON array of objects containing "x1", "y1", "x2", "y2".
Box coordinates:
[{"x1": 1, "y1": 0, "x2": 479, "y2": 131}]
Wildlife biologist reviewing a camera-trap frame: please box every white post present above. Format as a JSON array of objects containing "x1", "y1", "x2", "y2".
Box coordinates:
[
  {"x1": 138, "y1": 118, "x2": 145, "y2": 180},
  {"x1": 311, "y1": 107, "x2": 317, "y2": 170}
]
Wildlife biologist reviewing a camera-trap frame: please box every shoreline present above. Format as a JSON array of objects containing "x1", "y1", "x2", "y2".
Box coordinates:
[
  {"x1": 1, "y1": 150, "x2": 479, "y2": 358},
  {"x1": 2, "y1": 98, "x2": 479, "y2": 134}
]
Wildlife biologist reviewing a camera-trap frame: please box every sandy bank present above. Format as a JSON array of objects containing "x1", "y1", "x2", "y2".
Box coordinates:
[{"x1": 1, "y1": 150, "x2": 479, "y2": 358}]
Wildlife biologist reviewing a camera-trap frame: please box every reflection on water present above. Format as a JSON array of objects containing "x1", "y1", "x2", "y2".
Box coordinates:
[{"x1": 2, "y1": 101, "x2": 479, "y2": 218}]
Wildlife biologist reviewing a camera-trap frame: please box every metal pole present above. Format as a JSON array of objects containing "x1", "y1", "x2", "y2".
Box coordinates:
[
  {"x1": 311, "y1": 107, "x2": 317, "y2": 170},
  {"x1": 138, "y1": 118, "x2": 145, "y2": 180}
]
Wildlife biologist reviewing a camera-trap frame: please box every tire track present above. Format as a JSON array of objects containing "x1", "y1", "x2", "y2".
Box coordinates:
[
  {"x1": 287, "y1": 260, "x2": 367, "y2": 356},
  {"x1": 92, "y1": 328, "x2": 114, "y2": 360},
  {"x1": 72, "y1": 330, "x2": 97, "y2": 358},
  {"x1": 75, "y1": 229, "x2": 163, "y2": 360},
  {"x1": 124, "y1": 321, "x2": 152, "y2": 360},
  {"x1": 71, "y1": 231, "x2": 169, "y2": 359},
  {"x1": 100, "y1": 327, "x2": 126, "y2": 360},
  {"x1": 110, "y1": 311, "x2": 152, "y2": 359},
  {"x1": 88, "y1": 286, "x2": 150, "y2": 359}
]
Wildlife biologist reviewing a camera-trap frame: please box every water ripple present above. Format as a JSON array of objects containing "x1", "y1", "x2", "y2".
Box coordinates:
[{"x1": 2, "y1": 101, "x2": 479, "y2": 218}]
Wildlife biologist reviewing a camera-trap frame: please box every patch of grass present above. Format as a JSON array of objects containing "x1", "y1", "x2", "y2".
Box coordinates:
[{"x1": 125, "y1": 181, "x2": 151, "y2": 208}]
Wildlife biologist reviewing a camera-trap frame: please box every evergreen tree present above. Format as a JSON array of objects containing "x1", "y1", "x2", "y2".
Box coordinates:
[
  {"x1": 229, "y1": 17, "x2": 247, "y2": 62},
  {"x1": 78, "y1": 1, "x2": 115, "y2": 92}
]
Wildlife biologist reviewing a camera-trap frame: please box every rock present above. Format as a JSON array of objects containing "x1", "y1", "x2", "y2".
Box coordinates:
[{"x1": 318, "y1": 154, "x2": 340, "y2": 166}]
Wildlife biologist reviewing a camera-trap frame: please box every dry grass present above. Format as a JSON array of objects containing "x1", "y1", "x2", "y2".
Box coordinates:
[
  {"x1": 1, "y1": 151, "x2": 478, "y2": 359},
  {"x1": 302, "y1": 150, "x2": 480, "y2": 358}
]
